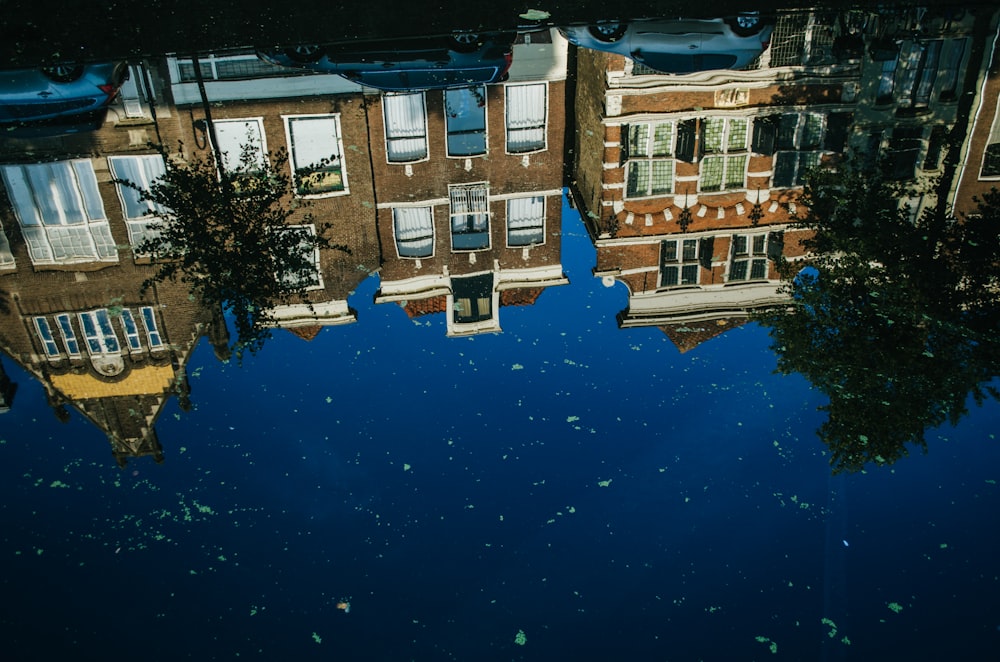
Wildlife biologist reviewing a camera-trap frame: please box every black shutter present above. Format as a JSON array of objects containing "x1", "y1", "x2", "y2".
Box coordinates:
[
  {"x1": 751, "y1": 116, "x2": 778, "y2": 155},
  {"x1": 699, "y1": 236, "x2": 715, "y2": 269},
  {"x1": 676, "y1": 119, "x2": 698, "y2": 163},
  {"x1": 619, "y1": 124, "x2": 630, "y2": 165},
  {"x1": 767, "y1": 231, "x2": 784, "y2": 261},
  {"x1": 823, "y1": 112, "x2": 853, "y2": 152}
]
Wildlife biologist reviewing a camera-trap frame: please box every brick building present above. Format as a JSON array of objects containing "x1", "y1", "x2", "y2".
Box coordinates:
[
  {"x1": 0, "y1": 59, "x2": 222, "y2": 465},
  {"x1": 569, "y1": 8, "x2": 986, "y2": 351},
  {"x1": 371, "y1": 30, "x2": 570, "y2": 336},
  {"x1": 163, "y1": 54, "x2": 381, "y2": 334},
  {"x1": 953, "y1": 11, "x2": 1000, "y2": 218}
]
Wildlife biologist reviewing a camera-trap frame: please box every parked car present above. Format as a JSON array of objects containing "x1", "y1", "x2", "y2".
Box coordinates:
[
  {"x1": 0, "y1": 62, "x2": 129, "y2": 137},
  {"x1": 559, "y1": 14, "x2": 773, "y2": 74},
  {"x1": 257, "y1": 32, "x2": 515, "y2": 91}
]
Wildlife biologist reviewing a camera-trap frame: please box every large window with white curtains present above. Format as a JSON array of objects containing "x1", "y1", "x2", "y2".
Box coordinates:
[
  {"x1": 505, "y1": 83, "x2": 547, "y2": 153},
  {"x1": 1, "y1": 160, "x2": 117, "y2": 265},
  {"x1": 383, "y1": 93, "x2": 428, "y2": 163},
  {"x1": 392, "y1": 206, "x2": 434, "y2": 258}
]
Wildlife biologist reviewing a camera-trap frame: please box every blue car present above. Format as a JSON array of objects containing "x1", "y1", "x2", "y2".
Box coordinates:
[
  {"x1": 257, "y1": 32, "x2": 515, "y2": 92},
  {"x1": 0, "y1": 62, "x2": 129, "y2": 137}
]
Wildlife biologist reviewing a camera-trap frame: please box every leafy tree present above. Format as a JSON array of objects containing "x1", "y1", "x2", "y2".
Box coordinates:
[
  {"x1": 116, "y1": 141, "x2": 348, "y2": 359},
  {"x1": 757, "y1": 163, "x2": 1000, "y2": 473}
]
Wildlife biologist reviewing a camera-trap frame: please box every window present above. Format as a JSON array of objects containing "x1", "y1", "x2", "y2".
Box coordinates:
[
  {"x1": 78, "y1": 309, "x2": 122, "y2": 356},
  {"x1": 276, "y1": 224, "x2": 323, "y2": 290},
  {"x1": 771, "y1": 113, "x2": 828, "y2": 188},
  {"x1": 885, "y1": 127, "x2": 922, "y2": 181},
  {"x1": 108, "y1": 155, "x2": 169, "y2": 254},
  {"x1": 700, "y1": 117, "x2": 748, "y2": 192},
  {"x1": 625, "y1": 122, "x2": 675, "y2": 198},
  {"x1": 33, "y1": 317, "x2": 60, "y2": 358},
  {"x1": 140, "y1": 307, "x2": 164, "y2": 349},
  {"x1": 119, "y1": 309, "x2": 143, "y2": 353},
  {"x1": 449, "y1": 184, "x2": 490, "y2": 251},
  {"x1": 506, "y1": 84, "x2": 546, "y2": 153},
  {"x1": 213, "y1": 118, "x2": 267, "y2": 174},
  {"x1": 980, "y1": 101, "x2": 1000, "y2": 179},
  {"x1": 507, "y1": 196, "x2": 545, "y2": 247},
  {"x1": 1, "y1": 160, "x2": 116, "y2": 265},
  {"x1": 285, "y1": 115, "x2": 346, "y2": 196},
  {"x1": 383, "y1": 93, "x2": 428, "y2": 162},
  {"x1": 660, "y1": 239, "x2": 700, "y2": 287},
  {"x1": 55, "y1": 314, "x2": 81, "y2": 358},
  {"x1": 937, "y1": 39, "x2": 966, "y2": 101},
  {"x1": 445, "y1": 86, "x2": 487, "y2": 157},
  {"x1": 393, "y1": 206, "x2": 434, "y2": 258},
  {"x1": 453, "y1": 273, "x2": 493, "y2": 324},
  {"x1": 729, "y1": 233, "x2": 769, "y2": 282},
  {"x1": 876, "y1": 55, "x2": 898, "y2": 105},
  {"x1": 0, "y1": 222, "x2": 14, "y2": 269}
]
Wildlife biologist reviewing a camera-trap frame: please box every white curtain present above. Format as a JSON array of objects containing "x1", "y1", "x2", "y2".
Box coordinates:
[
  {"x1": 384, "y1": 93, "x2": 427, "y2": 162},
  {"x1": 506, "y1": 84, "x2": 546, "y2": 153},
  {"x1": 393, "y1": 207, "x2": 434, "y2": 257}
]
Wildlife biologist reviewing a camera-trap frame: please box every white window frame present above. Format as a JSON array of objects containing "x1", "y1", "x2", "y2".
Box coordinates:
[
  {"x1": 727, "y1": 232, "x2": 770, "y2": 282},
  {"x1": 506, "y1": 196, "x2": 546, "y2": 247},
  {"x1": 55, "y1": 313, "x2": 82, "y2": 358},
  {"x1": 78, "y1": 309, "x2": 122, "y2": 357},
  {"x1": 660, "y1": 238, "x2": 701, "y2": 288},
  {"x1": 108, "y1": 154, "x2": 169, "y2": 255},
  {"x1": 383, "y1": 93, "x2": 429, "y2": 164},
  {"x1": 0, "y1": 160, "x2": 117, "y2": 266},
  {"x1": 119, "y1": 309, "x2": 144, "y2": 354},
  {"x1": 444, "y1": 86, "x2": 488, "y2": 158},
  {"x1": 140, "y1": 306, "x2": 165, "y2": 350},
  {"x1": 212, "y1": 117, "x2": 267, "y2": 175},
  {"x1": 33, "y1": 317, "x2": 61, "y2": 358},
  {"x1": 0, "y1": 220, "x2": 14, "y2": 269},
  {"x1": 277, "y1": 224, "x2": 324, "y2": 291},
  {"x1": 392, "y1": 206, "x2": 435, "y2": 259},
  {"x1": 625, "y1": 122, "x2": 676, "y2": 199},
  {"x1": 505, "y1": 83, "x2": 547, "y2": 154},
  {"x1": 699, "y1": 117, "x2": 749, "y2": 193},
  {"x1": 283, "y1": 114, "x2": 349, "y2": 198},
  {"x1": 449, "y1": 183, "x2": 491, "y2": 251}
]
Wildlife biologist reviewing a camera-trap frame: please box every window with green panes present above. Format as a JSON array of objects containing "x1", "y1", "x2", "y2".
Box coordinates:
[
  {"x1": 626, "y1": 122, "x2": 675, "y2": 198},
  {"x1": 700, "y1": 118, "x2": 748, "y2": 192}
]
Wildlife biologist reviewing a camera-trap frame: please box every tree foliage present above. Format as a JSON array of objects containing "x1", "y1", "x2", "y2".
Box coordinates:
[
  {"x1": 116, "y1": 141, "x2": 348, "y2": 359},
  {"x1": 756, "y1": 163, "x2": 1000, "y2": 473}
]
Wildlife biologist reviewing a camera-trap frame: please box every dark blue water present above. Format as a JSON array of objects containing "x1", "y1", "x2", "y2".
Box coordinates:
[{"x1": 2, "y1": 199, "x2": 998, "y2": 660}]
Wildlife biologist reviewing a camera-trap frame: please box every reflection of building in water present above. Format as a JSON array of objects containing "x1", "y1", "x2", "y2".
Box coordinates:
[
  {"x1": 0, "y1": 66, "x2": 223, "y2": 465},
  {"x1": 569, "y1": 7, "x2": 989, "y2": 350},
  {"x1": 162, "y1": 53, "x2": 382, "y2": 337},
  {"x1": 372, "y1": 30, "x2": 570, "y2": 336},
  {"x1": 953, "y1": 11, "x2": 1000, "y2": 218}
]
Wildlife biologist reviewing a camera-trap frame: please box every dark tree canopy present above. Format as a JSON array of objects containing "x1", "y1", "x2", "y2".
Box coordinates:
[
  {"x1": 116, "y1": 142, "x2": 348, "y2": 359},
  {"x1": 756, "y1": 163, "x2": 1000, "y2": 473}
]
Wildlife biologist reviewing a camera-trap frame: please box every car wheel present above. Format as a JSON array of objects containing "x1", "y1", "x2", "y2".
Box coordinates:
[
  {"x1": 41, "y1": 64, "x2": 84, "y2": 83},
  {"x1": 587, "y1": 22, "x2": 627, "y2": 42},
  {"x1": 450, "y1": 32, "x2": 482, "y2": 52},
  {"x1": 726, "y1": 12, "x2": 764, "y2": 37},
  {"x1": 284, "y1": 45, "x2": 323, "y2": 64}
]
